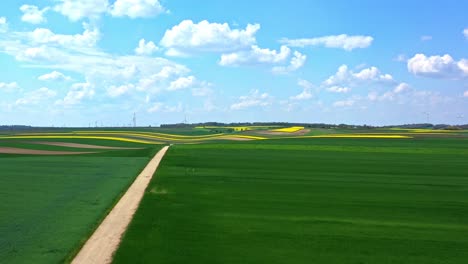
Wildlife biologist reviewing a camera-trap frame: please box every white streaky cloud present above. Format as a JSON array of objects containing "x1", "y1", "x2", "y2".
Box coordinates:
[
  {"x1": 56, "y1": 82, "x2": 95, "y2": 106},
  {"x1": 333, "y1": 98, "x2": 355, "y2": 107},
  {"x1": 110, "y1": 0, "x2": 166, "y2": 18},
  {"x1": 38, "y1": 71, "x2": 71, "y2": 81},
  {"x1": 15, "y1": 87, "x2": 56, "y2": 106},
  {"x1": 281, "y1": 34, "x2": 373, "y2": 51},
  {"x1": 421, "y1": 35, "x2": 432, "y2": 41},
  {"x1": 147, "y1": 102, "x2": 183, "y2": 113},
  {"x1": 135, "y1": 39, "x2": 159, "y2": 56},
  {"x1": 168, "y1": 76, "x2": 196, "y2": 91},
  {"x1": 464, "y1": 90, "x2": 468, "y2": 97},
  {"x1": 220, "y1": 45, "x2": 291, "y2": 66},
  {"x1": 272, "y1": 51, "x2": 307, "y2": 74},
  {"x1": 20, "y1": 5, "x2": 49, "y2": 24},
  {"x1": 54, "y1": 0, "x2": 109, "y2": 21},
  {"x1": 0, "y1": 82, "x2": 20, "y2": 92},
  {"x1": 463, "y1": 28, "x2": 468, "y2": 39},
  {"x1": 160, "y1": 20, "x2": 260, "y2": 55},
  {"x1": 394, "y1": 82, "x2": 410, "y2": 93},
  {"x1": 230, "y1": 90, "x2": 272, "y2": 110},
  {"x1": 407, "y1": 53, "x2": 468, "y2": 79},
  {"x1": 327, "y1": 86, "x2": 350, "y2": 93},
  {"x1": 27, "y1": 23, "x2": 99, "y2": 49},
  {"x1": 0, "y1": 17, "x2": 8, "y2": 32},
  {"x1": 107, "y1": 84, "x2": 135, "y2": 97}
]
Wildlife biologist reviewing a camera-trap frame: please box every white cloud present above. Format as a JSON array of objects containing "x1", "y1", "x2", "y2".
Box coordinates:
[
  {"x1": 230, "y1": 90, "x2": 272, "y2": 110},
  {"x1": 160, "y1": 20, "x2": 260, "y2": 55},
  {"x1": 324, "y1": 65, "x2": 394, "y2": 87},
  {"x1": 272, "y1": 51, "x2": 306, "y2": 74},
  {"x1": 298, "y1": 79, "x2": 313, "y2": 90},
  {"x1": 56, "y1": 82, "x2": 95, "y2": 105},
  {"x1": 107, "y1": 83, "x2": 135, "y2": 97},
  {"x1": 327, "y1": 86, "x2": 350, "y2": 93},
  {"x1": 135, "y1": 39, "x2": 159, "y2": 56},
  {"x1": 20, "y1": 5, "x2": 49, "y2": 24},
  {"x1": 147, "y1": 102, "x2": 183, "y2": 113},
  {"x1": 463, "y1": 28, "x2": 468, "y2": 39},
  {"x1": 280, "y1": 34, "x2": 373, "y2": 51},
  {"x1": 168, "y1": 76, "x2": 195, "y2": 91},
  {"x1": 394, "y1": 82, "x2": 410, "y2": 93},
  {"x1": 54, "y1": 0, "x2": 109, "y2": 21},
  {"x1": 464, "y1": 90, "x2": 468, "y2": 97},
  {"x1": 220, "y1": 45, "x2": 290, "y2": 66},
  {"x1": 333, "y1": 98, "x2": 355, "y2": 107},
  {"x1": 15, "y1": 87, "x2": 56, "y2": 106},
  {"x1": 0, "y1": 82, "x2": 20, "y2": 92},
  {"x1": 27, "y1": 23, "x2": 99, "y2": 49},
  {"x1": 38, "y1": 71, "x2": 71, "y2": 81},
  {"x1": 290, "y1": 89, "x2": 312, "y2": 100},
  {"x1": 0, "y1": 17, "x2": 7, "y2": 32},
  {"x1": 421, "y1": 35, "x2": 432, "y2": 41},
  {"x1": 110, "y1": 0, "x2": 166, "y2": 18},
  {"x1": 407, "y1": 54, "x2": 468, "y2": 79}
]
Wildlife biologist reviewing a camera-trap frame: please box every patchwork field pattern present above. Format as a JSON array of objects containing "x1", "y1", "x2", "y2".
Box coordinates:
[{"x1": 1, "y1": 127, "x2": 467, "y2": 263}]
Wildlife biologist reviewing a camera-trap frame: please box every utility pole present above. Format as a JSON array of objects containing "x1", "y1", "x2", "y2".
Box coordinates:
[{"x1": 133, "y1": 112, "x2": 136, "y2": 127}]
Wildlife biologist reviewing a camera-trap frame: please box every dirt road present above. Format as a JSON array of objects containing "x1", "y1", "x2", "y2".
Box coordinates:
[{"x1": 72, "y1": 146, "x2": 170, "y2": 264}]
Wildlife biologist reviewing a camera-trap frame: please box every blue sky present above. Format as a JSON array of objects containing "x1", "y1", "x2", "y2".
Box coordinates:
[{"x1": 0, "y1": 0, "x2": 467, "y2": 126}]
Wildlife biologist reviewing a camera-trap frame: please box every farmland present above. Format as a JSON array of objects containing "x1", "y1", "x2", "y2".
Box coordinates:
[
  {"x1": 114, "y1": 136, "x2": 468, "y2": 264},
  {"x1": 1, "y1": 127, "x2": 468, "y2": 263},
  {"x1": 0, "y1": 138, "x2": 162, "y2": 263}
]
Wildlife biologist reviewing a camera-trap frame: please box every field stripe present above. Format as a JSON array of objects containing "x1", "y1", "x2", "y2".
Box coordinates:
[{"x1": 71, "y1": 146, "x2": 170, "y2": 264}]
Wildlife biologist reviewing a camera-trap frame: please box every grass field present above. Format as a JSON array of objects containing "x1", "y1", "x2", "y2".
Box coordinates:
[
  {"x1": 0, "y1": 139, "x2": 162, "y2": 263},
  {"x1": 113, "y1": 137, "x2": 468, "y2": 264}
]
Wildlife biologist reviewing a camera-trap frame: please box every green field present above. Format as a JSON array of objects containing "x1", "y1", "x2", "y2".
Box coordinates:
[
  {"x1": 114, "y1": 137, "x2": 468, "y2": 264},
  {"x1": 0, "y1": 140, "x2": 162, "y2": 263}
]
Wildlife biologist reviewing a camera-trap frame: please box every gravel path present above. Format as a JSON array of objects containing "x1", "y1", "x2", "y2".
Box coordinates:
[{"x1": 72, "y1": 146, "x2": 170, "y2": 264}]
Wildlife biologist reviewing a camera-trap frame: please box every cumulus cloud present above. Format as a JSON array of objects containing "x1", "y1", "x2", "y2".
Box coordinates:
[
  {"x1": 20, "y1": 5, "x2": 49, "y2": 24},
  {"x1": 54, "y1": 0, "x2": 109, "y2": 21},
  {"x1": 280, "y1": 34, "x2": 373, "y2": 51},
  {"x1": 231, "y1": 90, "x2": 272, "y2": 110},
  {"x1": 27, "y1": 23, "x2": 99, "y2": 49},
  {"x1": 107, "y1": 83, "x2": 135, "y2": 97},
  {"x1": 0, "y1": 82, "x2": 20, "y2": 92},
  {"x1": 110, "y1": 0, "x2": 166, "y2": 18},
  {"x1": 327, "y1": 86, "x2": 350, "y2": 93},
  {"x1": 407, "y1": 54, "x2": 468, "y2": 79},
  {"x1": 135, "y1": 39, "x2": 159, "y2": 55},
  {"x1": 220, "y1": 45, "x2": 290, "y2": 66},
  {"x1": 16, "y1": 87, "x2": 56, "y2": 106},
  {"x1": 56, "y1": 82, "x2": 95, "y2": 105},
  {"x1": 464, "y1": 28, "x2": 468, "y2": 39},
  {"x1": 168, "y1": 76, "x2": 195, "y2": 91},
  {"x1": 323, "y1": 65, "x2": 394, "y2": 87},
  {"x1": 160, "y1": 20, "x2": 260, "y2": 55},
  {"x1": 38, "y1": 71, "x2": 71, "y2": 81},
  {"x1": 272, "y1": 51, "x2": 306, "y2": 74},
  {"x1": 0, "y1": 17, "x2": 8, "y2": 32},
  {"x1": 394, "y1": 82, "x2": 410, "y2": 93},
  {"x1": 333, "y1": 98, "x2": 355, "y2": 107}
]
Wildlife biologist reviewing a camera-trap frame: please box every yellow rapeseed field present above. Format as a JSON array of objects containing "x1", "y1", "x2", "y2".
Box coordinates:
[{"x1": 272, "y1": 126, "x2": 305, "y2": 133}]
